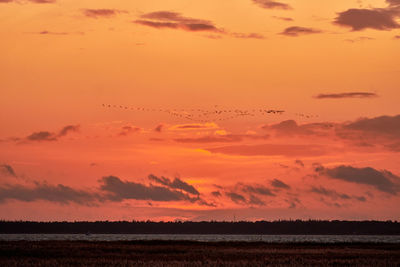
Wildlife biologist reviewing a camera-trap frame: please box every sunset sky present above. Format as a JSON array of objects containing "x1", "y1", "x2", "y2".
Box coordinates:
[{"x1": 1, "y1": 0, "x2": 400, "y2": 221}]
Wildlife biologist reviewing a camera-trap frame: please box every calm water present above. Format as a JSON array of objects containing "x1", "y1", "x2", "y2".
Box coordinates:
[{"x1": 1, "y1": 234, "x2": 399, "y2": 243}]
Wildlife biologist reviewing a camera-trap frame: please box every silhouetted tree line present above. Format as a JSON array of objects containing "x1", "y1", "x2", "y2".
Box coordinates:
[{"x1": 0, "y1": 220, "x2": 399, "y2": 235}]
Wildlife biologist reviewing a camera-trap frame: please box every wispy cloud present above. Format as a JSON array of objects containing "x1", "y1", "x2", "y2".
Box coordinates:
[
  {"x1": 170, "y1": 123, "x2": 218, "y2": 130},
  {"x1": 148, "y1": 174, "x2": 199, "y2": 195},
  {"x1": 36, "y1": 31, "x2": 68, "y2": 35},
  {"x1": 223, "y1": 182, "x2": 278, "y2": 206},
  {"x1": 135, "y1": 11, "x2": 265, "y2": 39},
  {"x1": 0, "y1": 174, "x2": 210, "y2": 206},
  {"x1": 0, "y1": 0, "x2": 56, "y2": 3},
  {"x1": 0, "y1": 164, "x2": 16, "y2": 177},
  {"x1": 83, "y1": 9, "x2": 126, "y2": 18},
  {"x1": 208, "y1": 143, "x2": 327, "y2": 157},
  {"x1": 344, "y1": 36, "x2": 375, "y2": 43},
  {"x1": 99, "y1": 175, "x2": 215, "y2": 206},
  {"x1": 315, "y1": 92, "x2": 378, "y2": 99},
  {"x1": 272, "y1": 16, "x2": 293, "y2": 21},
  {"x1": 316, "y1": 165, "x2": 400, "y2": 195},
  {"x1": 135, "y1": 11, "x2": 221, "y2": 33},
  {"x1": 0, "y1": 182, "x2": 99, "y2": 205},
  {"x1": 22, "y1": 125, "x2": 80, "y2": 142},
  {"x1": 118, "y1": 126, "x2": 141, "y2": 136},
  {"x1": 280, "y1": 26, "x2": 322, "y2": 36},
  {"x1": 342, "y1": 115, "x2": 400, "y2": 138},
  {"x1": 174, "y1": 133, "x2": 269, "y2": 144},
  {"x1": 252, "y1": 0, "x2": 292, "y2": 10},
  {"x1": 154, "y1": 124, "x2": 165, "y2": 133},
  {"x1": 231, "y1": 33, "x2": 265, "y2": 39},
  {"x1": 271, "y1": 179, "x2": 290, "y2": 190},
  {"x1": 26, "y1": 131, "x2": 57, "y2": 142},
  {"x1": 259, "y1": 114, "x2": 400, "y2": 152},
  {"x1": 262, "y1": 120, "x2": 334, "y2": 137},
  {"x1": 310, "y1": 186, "x2": 367, "y2": 202},
  {"x1": 226, "y1": 192, "x2": 247, "y2": 204}
]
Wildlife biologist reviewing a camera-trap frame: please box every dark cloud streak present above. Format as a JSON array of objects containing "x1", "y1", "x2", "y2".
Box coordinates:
[
  {"x1": 0, "y1": 183, "x2": 98, "y2": 205},
  {"x1": 317, "y1": 165, "x2": 400, "y2": 195},
  {"x1": 280, "y1": 26, "x2": 322, "y2": 36},
  {"x1": 148, "y1": 174, "x2": 199, "y2": 195},
  {"x1": 311, "y1": 186, "x2": 366, "y2": 202},
  {"x1": 271, "y1": 179, "x2": 290, "y2": 189},
  {"x1": 0, "y1": 164, "x2": 16, "y2": 177},
  {"x1": 315, "y1": 92, "x2": 378, "y2": 99},
  {"x1": 208, "y1": 143, "x2": 326, "y2": 157},
  {"x1": 83, "y1": 9, "x2": 125, "y2": 18},
  {"x1": 135, "y1": 11, "x2": 264, "y2": 39},
  {"x1": 23, "y1": 125, "x2": 80, "y2": 142},
  {"x1": 252, "y1": 0, "x2": 292, "y2": 10},
  {"x1": 135, "y1": 11, "x2": 220, "y2": 33},
  {"x1": 0, "y1": 0, "x2": 56, "y2": 3}
]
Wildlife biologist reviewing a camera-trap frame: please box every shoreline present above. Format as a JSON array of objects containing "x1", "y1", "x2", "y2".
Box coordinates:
[
  {"x1": 1, "y1": 241, "x2": 400, "y2": 266},
  {"x1": 1, "y1": 233, "x2": 400, "y2": 244}
]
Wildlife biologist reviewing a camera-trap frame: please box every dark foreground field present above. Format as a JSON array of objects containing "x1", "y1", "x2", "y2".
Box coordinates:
[{"x1": 1, "y1": 241, "x2": 399, "y2": 266}]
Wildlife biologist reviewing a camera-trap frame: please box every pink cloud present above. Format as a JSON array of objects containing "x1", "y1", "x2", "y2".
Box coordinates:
[
  {"x1": 280, "y1": 26, "x2": 322, "y2": 36},
  {"x1": 83, "y1": 9, "x2": 126, "y2": 18},
  {"x1": 252, "y1": 0, "x2": 292, "y2": 10}
]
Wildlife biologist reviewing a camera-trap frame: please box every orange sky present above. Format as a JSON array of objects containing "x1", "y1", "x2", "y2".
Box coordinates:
[{"x1": 0, "y1": 0, "x2": 400, "y2": 221}]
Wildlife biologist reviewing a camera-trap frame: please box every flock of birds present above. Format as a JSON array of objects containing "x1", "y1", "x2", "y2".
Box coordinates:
[{"x1": 102, "y1": 104, "x2": 318, "y2": 122}]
